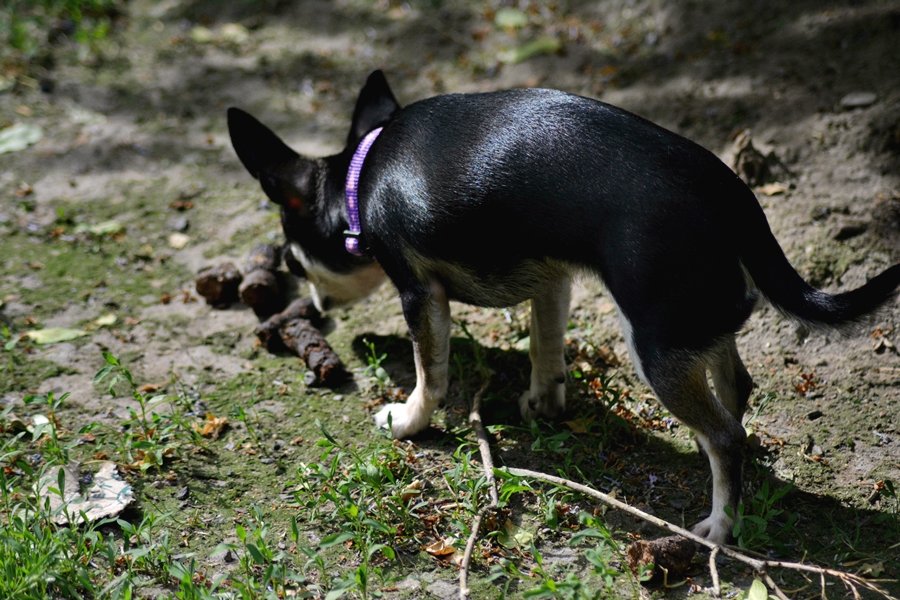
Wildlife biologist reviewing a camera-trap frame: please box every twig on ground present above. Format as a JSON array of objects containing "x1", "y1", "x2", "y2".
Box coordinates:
[
  {"x1": 763, "y1": 572, "x2": 791, "y2": 600},
  {"x1": 709, "y1": 546, "x2": 721, "y2": 597},
  {"x1": 505, "y1": 467, "x2": 897, "y2": 600},
  {"x1": 459, "y1": 376, "x2": 496, "y2": 600}
]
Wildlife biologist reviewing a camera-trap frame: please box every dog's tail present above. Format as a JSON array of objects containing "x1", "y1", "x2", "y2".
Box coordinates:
[{"x1": 739, "y1": 196, "x2": 899, "y2": 327}]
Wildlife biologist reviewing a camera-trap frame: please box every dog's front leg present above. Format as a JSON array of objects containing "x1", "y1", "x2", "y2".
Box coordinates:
[
  {"x1": 375, "y1": 279, "x2": 450, "y2": 438},
  {"x1": 519, "y1": 276, "x2": 572, "y2": 421}
]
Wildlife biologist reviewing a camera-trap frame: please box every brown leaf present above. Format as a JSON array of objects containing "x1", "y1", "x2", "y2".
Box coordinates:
[
  {"x1": 193, "y1": 413, "x2": 228, "y2": 439},
  {"x1": 424, "y1": 538, "x2": 457, "y2": 557},
  {"x1": 400, "y1": 479, "x2": 424, "y2": 503}
]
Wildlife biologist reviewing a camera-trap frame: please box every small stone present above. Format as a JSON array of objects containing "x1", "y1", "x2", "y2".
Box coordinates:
[
  {"x1": 840, "y1": 91, "x2": 877, "y2": 110},
  {"x1": 167, "y1": 215, "x2": 189, "y2": 232},
  {"x1": 175, "y1": 486, "x2": 190, "y2": 501},
  {"x1": 810, "y1": 205, "x2": 831, "y2": 221},
  {"x1": 168, "y1": 232, "x2": 190, "y2": 249},
  {"x1": 807, "y1": 410, "x2": 824, "y2": 421}
]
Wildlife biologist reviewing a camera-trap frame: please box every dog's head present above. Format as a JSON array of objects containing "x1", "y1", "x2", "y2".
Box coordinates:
[{"x1": 227, "y1": 71, "x2": 399, "y2": 312}]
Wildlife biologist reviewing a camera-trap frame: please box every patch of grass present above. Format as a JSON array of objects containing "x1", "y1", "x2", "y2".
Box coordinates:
[
  {"x1": 729, "y1": 478, "x2": 798, "y2": 553},
  {"x1": 361, "y1": 336, "x2": 391, "y2": 390},
  {"x1": 94, "y1": 351, "x2": 205, "y2": 472},
  {"x1": 0, "y1": 201, "x2": 190, "y2": 317},
  {"x1": 3, "y1": 315, "x2": 896, "y2": 599},
  {"x1": 0, "y1": 338, "x2": 73, "y2": 395},
  {"x1": 1, "y1": 0, "x2": 120, "y2": 62}
]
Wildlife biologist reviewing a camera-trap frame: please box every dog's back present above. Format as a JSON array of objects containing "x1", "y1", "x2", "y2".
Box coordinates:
[{"x1": 363, "y1": 88, "x2": 758, "y2": 348}]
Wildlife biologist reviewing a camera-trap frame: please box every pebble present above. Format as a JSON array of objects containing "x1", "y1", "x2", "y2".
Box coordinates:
[
  {"x1": 840, "y1": 91, "x2": 877, "y2": 110},
  {"x1": 167, "y1": 215, "x2": 190, "y2": 232},
  {"x1": 175, "y1": 486, "x2": 190, "y2": 501}
]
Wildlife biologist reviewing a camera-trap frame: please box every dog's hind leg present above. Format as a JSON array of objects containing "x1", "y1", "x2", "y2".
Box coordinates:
[
  {"x1": 519, "y1": 276, "x2": 572, "y2": 421},
  {"x1": 639, "y1": 345, "x2": 745, "y2": 544},
  {"x1": 708, "y1": 336, "x2": 754, "y2": 422},
  {"x1": 375, "y1": 278, "x2": 451, "y2": 437}
]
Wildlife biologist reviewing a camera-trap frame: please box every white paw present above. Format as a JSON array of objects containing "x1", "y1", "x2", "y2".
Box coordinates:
[
  {"x1": 691, "y1": 514, "x2": 732, "y2": 545},
  {"x1": 374, "y1": 402, "x2": 430, "y2": 438},
  {"x1": 518, "y1": 382, "x2": 566, "y2": 422}
]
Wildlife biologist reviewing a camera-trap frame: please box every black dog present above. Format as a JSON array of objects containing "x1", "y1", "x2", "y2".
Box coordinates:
[{"x1": 228, "y1": 70, "x2": 899, "y2": 544}]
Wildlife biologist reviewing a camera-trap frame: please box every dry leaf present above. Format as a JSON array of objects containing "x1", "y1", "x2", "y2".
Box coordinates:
[
  {"x1": 0, "y1": 122, "x2": 43, "y2": 154},
  {"x1": 194, "y1": 413, "x2": 228, "y2": 439},
  {"x1": 498, "y1": 519, "x2": 534, "y2": 549},
  {"x1": 37, "y1": 461, "x2": 133, "y2": 525},
  {"x1": 93, "y1": 313, "x2": 117, "y2": 328},
  {"x1": 758, "y1": 182, "x2": 787, "y2": 196},
  {"x1": 400, "y1": 479, "x2": 424, "y2": 503},
  {"x1": 424, "y1": 537, "x2": 458, "y2": 557},
  {"x1": 25, "y1": 327, "x2": 89, "y2": 345},
  {"x1": 75, "y1": 220, "x2": 124, "y2": 236},
  {"x1": 2, "y1": 413, "x2": 29, "y2": 433}
]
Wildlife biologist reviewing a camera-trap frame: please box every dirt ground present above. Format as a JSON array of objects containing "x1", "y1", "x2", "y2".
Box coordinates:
[{"x1": 2, "y1": 0, "x2": 898, "y2": 598}]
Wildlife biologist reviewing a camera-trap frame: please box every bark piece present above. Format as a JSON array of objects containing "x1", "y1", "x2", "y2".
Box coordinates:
[
  {"x1": 255, "y1": 297, "x2": 321, "y2": 351},
  {"x1": 239, "y1": 269, "x2": 284, "y2": 319},
  {"x1": 238, "y1": 244, "x2": 285, "y2": 318},
  {"x1": 279, "y1": 317, "x2": 346, "y2": 386},
  {"x1": 626, "y1": 535, "x2": 698, "y2": 586},
  {"x1": 243, "y1": 243, "x2": 281, "y2": 274},
  {"x1": 195, "y1": 262, "x2": 242, "y2": 306}
]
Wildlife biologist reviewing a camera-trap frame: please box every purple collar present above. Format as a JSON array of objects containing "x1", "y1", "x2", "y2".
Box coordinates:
[{"x1": 344, "y1": 127, "x2": 383, "y2": 256}]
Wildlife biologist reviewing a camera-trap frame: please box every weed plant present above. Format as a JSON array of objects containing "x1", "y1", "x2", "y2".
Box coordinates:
[{"x1": 1, "y1": 0, "x2": 119, "y2": 60}]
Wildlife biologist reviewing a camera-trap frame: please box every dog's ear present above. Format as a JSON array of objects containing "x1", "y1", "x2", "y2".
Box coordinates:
[
  {"x1": 227, "y1": 107, "x2": 314, "y2": 216},
  {"x1": 347, "y1": 70, "x2": 400, "y2": 146},
  {"x1": 227, "y1": 107, "x2": 299, "y2": 180}
]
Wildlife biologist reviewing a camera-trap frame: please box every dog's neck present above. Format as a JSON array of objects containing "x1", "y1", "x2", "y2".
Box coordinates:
[{"x1": 344, "y1": 127, "x2": 384, "y2": 256}]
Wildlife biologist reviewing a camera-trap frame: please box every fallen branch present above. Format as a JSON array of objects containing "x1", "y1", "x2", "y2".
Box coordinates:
[
  {"x1": 505, "y1": 467, "x2": 896, "y2": 599},
  {"x1": 279, "y1": 317, "x2": 346, "y2": 387},
  {"x1": 255, "y1": 297, "x2": 321, "y2": 351},
  {"x1": 239, "y1": 243, "x2": 285, "y2": 319},
  {"x1": 459, "y1": 376, "x2": 497, "y2": 600},
  {"x1": 195, "y1": 262, "x2": 242, "y2": 306}
]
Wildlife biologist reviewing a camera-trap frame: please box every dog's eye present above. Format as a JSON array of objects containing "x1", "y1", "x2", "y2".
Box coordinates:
[{"x1": 287, "y1": 196, "x2": 304, "y2": 212}]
